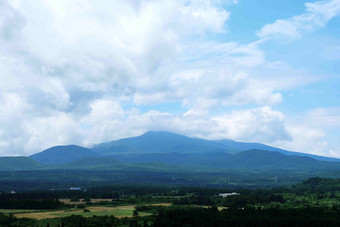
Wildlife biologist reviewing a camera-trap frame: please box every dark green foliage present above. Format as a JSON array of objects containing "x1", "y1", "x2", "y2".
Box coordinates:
[
  {"x1": 70, "y1": 197, "x2": 80, "y2": 202},
  {"x1": 2, "y1": 168, "x2": 340, "y2": 192},
  {"x1": 173, "y1": 195, "x2": 214, "y2": 206},
  {"x1": 60, "y1": 215, "x2": 135, "y2": 227},
  {"x1": 77, "y1": 204, "x2": 85, "y2": 209},
  {"x1": 0, "y1": 192, "x2": 62, "y2": 209},
  {"x1": 293, "y1": 177, "x2": 340, "y2": 193},
  {"x1": 152, "y1": 206, "x2": 340, "y2": 227}
]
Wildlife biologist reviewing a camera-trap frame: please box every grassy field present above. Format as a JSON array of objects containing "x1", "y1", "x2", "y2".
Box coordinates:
[{"x1": 7, "y1": 203, "x2": 171, "y2": 220}]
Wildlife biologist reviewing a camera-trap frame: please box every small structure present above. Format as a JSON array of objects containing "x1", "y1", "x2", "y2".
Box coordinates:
[
  {"x1": 11, "y1": 190, "x2": 17, "y2": 194},
  {"x1": 70, "y1": 187, "x2": 81, "y2": 191},
  {"x1": 219, "y1": 192, "x2": 240, "y2": 198}
]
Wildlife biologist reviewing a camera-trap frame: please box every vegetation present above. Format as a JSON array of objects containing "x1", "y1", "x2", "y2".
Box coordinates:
[{"x1": 0, "y1": 177, "x2": 340, "y2": 226}]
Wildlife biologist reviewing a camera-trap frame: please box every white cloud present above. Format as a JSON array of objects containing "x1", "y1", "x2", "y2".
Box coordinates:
[
  {"x1": 211, "y1": 106, "x2": 290, "y2": 143},
  {"x1": 258, "y1": 0, "x2": 340, "y2": 41},
  {"x1": 273, "y1": 107, "x2": 340, "y2": 158},
  {"x1": 79, "y1": 105, "x2": 291, "y2": 147},
  {"x1": 23, "y1": 112, "x2": 85, "y2": 154},
  {"x1": 0, "y1": 0, "x2": 339, "y2": 157}
]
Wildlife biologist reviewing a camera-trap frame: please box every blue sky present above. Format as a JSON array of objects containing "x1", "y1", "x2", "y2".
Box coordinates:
[{"x1": 0, "y1": 0, "x2": 339, "y2": 157}]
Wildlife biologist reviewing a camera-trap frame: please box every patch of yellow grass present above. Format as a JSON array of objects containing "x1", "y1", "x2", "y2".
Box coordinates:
[{"x1": 13, "y1": 203, "x2": 172, "y2": 220}]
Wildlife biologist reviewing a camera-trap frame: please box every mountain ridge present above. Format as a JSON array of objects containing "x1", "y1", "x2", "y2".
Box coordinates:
[
  {"x1": 2, "y1": 131, "x2": 340, "y2": 171},
  {"x1": 92, "y1": 131, "x2": 340, "y2": 162}
]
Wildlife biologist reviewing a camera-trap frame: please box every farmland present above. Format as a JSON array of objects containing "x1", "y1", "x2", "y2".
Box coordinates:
[{"x1": 1, "y1": 177, "x2": 340, "y2": 226}]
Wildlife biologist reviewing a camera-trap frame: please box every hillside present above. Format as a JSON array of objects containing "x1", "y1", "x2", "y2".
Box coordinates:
[
  {"x1": 30, "y1": 145, "x2": 100, "y2": 164},
  {"x1": 0, "y1": 157, "x2": 45, "y2": 171},
  {"x1": 107, "y1": 151, "x2": 232, "y2": 165},
  {"x1": 63, "y1": 157, "x2": 121, "y2": 169}
]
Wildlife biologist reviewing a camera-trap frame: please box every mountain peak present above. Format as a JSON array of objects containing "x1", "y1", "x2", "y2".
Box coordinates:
[{"x1": 141, "y1": 131, "x2": 188, "y2": 137}]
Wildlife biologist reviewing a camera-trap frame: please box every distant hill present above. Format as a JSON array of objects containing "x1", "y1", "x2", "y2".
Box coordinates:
[
  {"x1": 0, "y1": 157, "x2": 45, "y2": 171},
  {"x1": 30, "y1": 145, "x2": 100, "y2": 164},
  {"x1": 217, "y1": 140, "x2": 340, "y2": 162},
  {"x1": 93, "y1": 131, "x2": 340, "y2": 162},
  {"x1": 212, "y1": 149, "x2": 325, "y2": 170}
]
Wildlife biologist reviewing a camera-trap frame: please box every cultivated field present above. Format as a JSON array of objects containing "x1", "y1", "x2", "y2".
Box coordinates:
[{"x1": 3, "y1": 203, "x2": 171, "y2": 220}]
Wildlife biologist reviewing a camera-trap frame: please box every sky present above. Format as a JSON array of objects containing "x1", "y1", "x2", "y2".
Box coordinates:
[{"x1": 0, "y1": 0, "x2": 340, "y2": 157}]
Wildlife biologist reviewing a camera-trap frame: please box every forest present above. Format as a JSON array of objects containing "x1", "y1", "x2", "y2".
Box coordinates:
[{"x1": 0, "y1": 177, "x2": 340, "y2": 226}]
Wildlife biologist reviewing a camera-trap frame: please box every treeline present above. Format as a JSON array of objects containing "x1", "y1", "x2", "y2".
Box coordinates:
[
  {"x1": 0, "y1": 168, "x2": 323, "y2": 191},
  {"x1": 171, "y1": 188, "x2": 285, "y2": 207},
  {"x1": 0, "y1": 213, "x2": 148, "y2": 227},
  {"x1": 153, "y1": 206, "x2": 340, "y2": 227},
  {"x1": 2, "y1": 206, "x2": 340, "y2": 227},
  {"x1": 0, "y1": 198, "x2": 62, "y2": 209},
  {"x1": 0, "y1": 192, "x2": 62, "y2": 209},
  {"x1": 292, "y1": 177, "x2": 340, "y2": 194}
]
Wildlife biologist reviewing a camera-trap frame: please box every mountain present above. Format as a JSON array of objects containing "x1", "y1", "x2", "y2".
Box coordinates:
[
  {"x1": 93, "y1": 131, "x2": 340, "y2": 162},
  {"x1": 0, "y1": 157, "x2": 45, "y2": 171},
  {"x1": 19, "y1": 131, "x2": 340, "y2": 171},
  {"x1": 30, "y1": 145, "x2": 100, "y2": 164},
  {"x1": 93, "y1": 131, "x2": 230, "y2": 155}
]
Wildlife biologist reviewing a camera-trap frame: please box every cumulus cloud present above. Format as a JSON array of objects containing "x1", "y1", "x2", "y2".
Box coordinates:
[
  {"x1": 0, "y1": 0, "x2": 338, "y2": 157},
  {"x1": 272, "y1": 108, "x2": 340, "y2": 158},
  {"x1": 210, "y1": 106, "x2": 290, "y2": 142},
  {"x1": 257, "y1": 0, "x2": 340, "y2": 41}
]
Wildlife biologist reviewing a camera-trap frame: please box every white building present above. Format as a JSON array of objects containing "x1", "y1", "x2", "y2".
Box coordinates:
[{"x1": 219, "y1": 192, "x2": 240, "y2": 197}]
